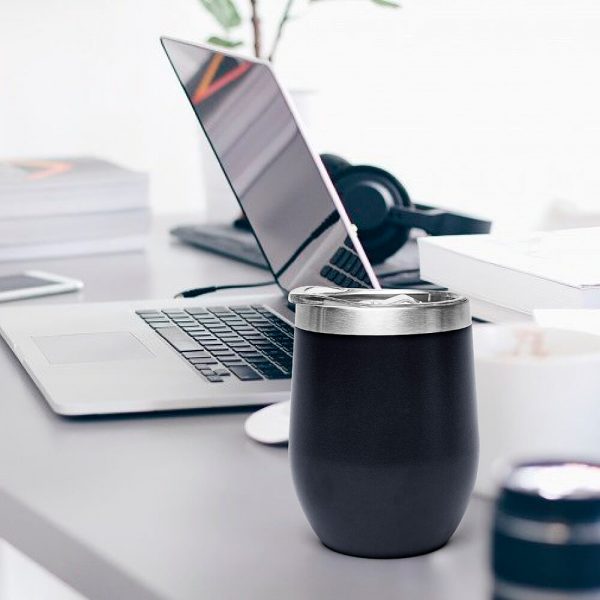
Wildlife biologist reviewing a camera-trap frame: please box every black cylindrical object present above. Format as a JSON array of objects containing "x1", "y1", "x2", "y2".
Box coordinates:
[
  {"x1": 288, "y1": 287, "x2": 478, "y2": 558},
  {"x1": 492, "y1": 461, "x2": 600, "y2": 600}
]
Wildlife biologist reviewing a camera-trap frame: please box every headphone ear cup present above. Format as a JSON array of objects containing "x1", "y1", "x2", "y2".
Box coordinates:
[
  {"x1": 333, "y1": 165, "x2": 412, "y2": 265},
  {"x1": 320, "y1": 154, "x2": 352, "y2": 182}
]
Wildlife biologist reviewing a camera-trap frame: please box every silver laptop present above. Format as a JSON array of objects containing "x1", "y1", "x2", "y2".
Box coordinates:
[{"x1": 0, "y1": 37, "x2": 380, "y2": 416}]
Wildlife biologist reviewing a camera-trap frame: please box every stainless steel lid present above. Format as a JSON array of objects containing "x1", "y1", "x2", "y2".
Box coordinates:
[{"x1": 288, "y1": 286, "x2": 471, "y2": 336}]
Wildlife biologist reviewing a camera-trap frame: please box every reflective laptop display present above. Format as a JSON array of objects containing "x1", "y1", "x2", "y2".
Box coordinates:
[{"x1": 161, "y1": 37, "x2": 378, "y2": 293}]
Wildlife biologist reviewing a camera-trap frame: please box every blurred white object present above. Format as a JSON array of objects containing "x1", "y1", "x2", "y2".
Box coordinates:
[
  {"x1": 473, "y1": 324, "x2": 600, "y2": 497},
  {"x1": 244, "y1": 400, "x2": 290, "y2": 445},
  {"x1": 539, "y1": 199, "x2": 600, "y2": 231},
  {"x1": 535, "y1": 309, "x2": 600, "y2": 336}
]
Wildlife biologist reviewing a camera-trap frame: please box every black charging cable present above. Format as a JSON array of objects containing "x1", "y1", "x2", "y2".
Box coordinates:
[
  {"x1": 175, "y1": 211, "x2": 339, "y2": 298},
  {"x1": 175, "y1": 209, "x2": 340, "y2": 299},
  {"x1": 174, "y1": 280, "x2": 276, "y2": 299}
]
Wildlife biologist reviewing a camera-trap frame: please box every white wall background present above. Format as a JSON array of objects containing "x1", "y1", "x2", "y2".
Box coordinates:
[{"x1": 1, "y1": 0, "x2": 600, "y2": 230}]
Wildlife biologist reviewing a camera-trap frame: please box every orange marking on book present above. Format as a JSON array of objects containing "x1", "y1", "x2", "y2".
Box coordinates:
[{"x1": 19, "y1": 161, "x2": 73, "y2": 180}]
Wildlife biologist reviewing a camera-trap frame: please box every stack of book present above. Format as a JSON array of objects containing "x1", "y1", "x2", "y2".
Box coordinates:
[
  {"x1": 0, "y1": 157, "x2": 150, "y2": 261},
  {"x1": 418, "y1": 228, "x2": 600, "y2": 322}
]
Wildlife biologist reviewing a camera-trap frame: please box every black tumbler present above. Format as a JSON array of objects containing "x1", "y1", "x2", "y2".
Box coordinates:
[
  {"x1": 288, "y1": 287, "x2": 478, "y2": 558},
  {"x1": 492, "y1": 461, "x2": 600, "y2": 600}
]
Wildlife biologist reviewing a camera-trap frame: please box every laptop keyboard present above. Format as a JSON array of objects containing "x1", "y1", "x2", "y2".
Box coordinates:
[
  {"x1": 136, "y1": 305, "x2": 293, "y2": 383},
  {"x1": 320, "y1": 237, "x2": 371, "y2": 288}
]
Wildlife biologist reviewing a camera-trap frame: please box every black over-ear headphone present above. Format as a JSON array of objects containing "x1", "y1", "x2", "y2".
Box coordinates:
[{"x1": 320, "y1": 154, "x2": 491, "y2": 264}]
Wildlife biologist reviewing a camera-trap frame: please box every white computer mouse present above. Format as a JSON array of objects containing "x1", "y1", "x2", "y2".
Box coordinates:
[{"x1": 244, "y1": 400, "x2": 290, "y2": 445}]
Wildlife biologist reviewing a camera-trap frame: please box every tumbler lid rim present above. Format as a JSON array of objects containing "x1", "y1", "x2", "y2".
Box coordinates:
[{"x1": 288, "y1": 287, "x2": 471, "y2": 335}]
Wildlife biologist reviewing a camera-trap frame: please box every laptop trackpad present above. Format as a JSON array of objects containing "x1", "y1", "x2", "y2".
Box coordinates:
[{"x1": 33, "y1": 332, "x2": 154, "y2": 365}]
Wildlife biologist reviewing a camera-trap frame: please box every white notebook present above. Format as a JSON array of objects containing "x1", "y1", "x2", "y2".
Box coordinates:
[
  {"x1": 418, "y1": 228, "x2": 600, "y2": 315},
  {"x1": 0, "y1": 157, "x2": 149, "y2": 219}
]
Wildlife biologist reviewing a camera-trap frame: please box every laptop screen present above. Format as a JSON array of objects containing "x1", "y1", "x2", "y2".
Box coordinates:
[{"x1": 161, "y1": 37, "x2": 378, "y2": 294}]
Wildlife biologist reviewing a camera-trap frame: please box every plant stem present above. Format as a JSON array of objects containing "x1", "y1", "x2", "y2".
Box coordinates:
[
  {"x1": 268, "y1": 0, "x2": 295, "y2": 62},
  {"x1": 249, "y1": 0, "x2": 262, "y2": 58}
]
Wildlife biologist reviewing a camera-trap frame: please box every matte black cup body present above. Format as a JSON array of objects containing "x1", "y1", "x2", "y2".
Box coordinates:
[{"x1": 288, "y1": 287, "x2": 478, "y2": 558}]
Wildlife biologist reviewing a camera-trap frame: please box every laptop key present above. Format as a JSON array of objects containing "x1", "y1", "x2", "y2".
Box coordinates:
[
  {"x1": 195, "y1": 365, "x2": 218, "y2": 373},
  {"x1": 203, "y1": 343, "x2": 227, "y2": 351},
  {"x1": 187, "y1": 357, "x2": 216, "y2": 365},
  {"x1": 192, "y1": 358, "x2": 218, "y2": 365},
  {"x1": 228, "y1": 342, "x2": 253, "y2": 349},
  {"x1": 253, "y1": 340, "x2": 276, "y2": 348},
  {"x1": 238, "y1": 351, "x2": 264, "y2": 359},
  {"x1": 264, "y1": 370, "x2": 290, "y2": 380},
  {"x1": 162, "y1": 310, "x2": 187, "y2": 317},
  {"x1": 229, "y1": 365, "x2": 262, "y2": 381},
  {"x1": 206, "y1": 375, "x2": 224, "y2": 382},
  {"x1": 333, "y1": 270, "x2": 346, "y2": 286},
  {"x1": 157, "y1": 327, "x2": 201, "y2": 352},
  {"x1": 182, "y1": 350, "x2": 211, "y2": 358},
  {"x1": 331, "y1": 248, "x2": 344, "y2": 265}
]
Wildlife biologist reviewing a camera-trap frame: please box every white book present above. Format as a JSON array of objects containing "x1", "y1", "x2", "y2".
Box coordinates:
[
  {"x1": 0, "y1": 157, "x2": 147, "y2": 190},
  {"x1": 0, "y1": 235, "x2": 147, "y2": 262},
  {"x1": 418, "y1": 228, "x2": 600, "y2": 316},
  {"x1": 0, "y1": 209, "x2": 150, "y2": 247},
  {"x1": 0, "y1": 157, "x2": 149, "y2": 219}
]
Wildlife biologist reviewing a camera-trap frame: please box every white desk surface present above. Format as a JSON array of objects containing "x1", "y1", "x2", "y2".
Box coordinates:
[{"x1": 0, "y1": 215, "x2": 491, "y2": 600}]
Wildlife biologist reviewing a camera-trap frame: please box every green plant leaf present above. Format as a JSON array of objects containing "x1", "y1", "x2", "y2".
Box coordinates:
[
  {"x1": 370, "y1": 0, "x2": 400, "y2": 6},
  {"x1": 207, "y1": 36, "x2": 243, "y2": 48},
  {"x1": 199, "y1": 0, "x2": 242, "y2": 30}
]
